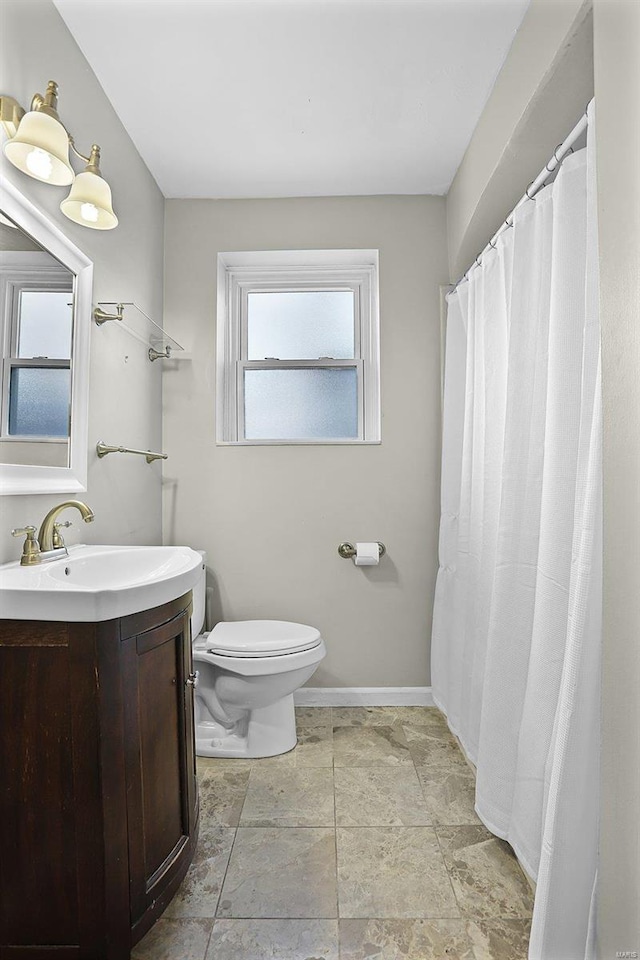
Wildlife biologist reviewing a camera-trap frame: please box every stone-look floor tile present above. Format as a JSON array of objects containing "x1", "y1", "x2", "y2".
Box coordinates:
[
  {"x1": 339, "y1": 918, "x2": 475, "y2": 960},
  {"x1": 331, "y1": 706, "x2": 451, "y2": 729},
  {"x1": 295, "y1": 706, "x2": 332, "y2": 728},
  {"x1": 240, "y1": 767, "x2": 334, "y2": 826},
  {"x1": 217, "y1": 827, "x2": 337, "y2": 918},
  {"x1": 131, "y1": 918, "x2": 213, "y2": 960},
  {"x1": 333, "y1": 725, "x2": 412, "y2": 767},
  {"x1": 395, "y1": 706, "x2": 450, "y2": 726},
  {"x1": 466, "y1": 918, "x2": 532, "y2": 959},
  {"x1": 401, "y1": 718, "x2": 459, "y2": 746},
  {"x1": 401, "y1": 721, "x2": 469, "y2": 769},
  {"x1": 332, "y1": 706, "x2": 402, "y2": 726},
  {"x1": 164, "y1": 827, "x2": 236, "y2": 919},
  {"x1": 196, "y1": 749, "x2": 300, "y2": 774},
  {"x1": 198, "y1": 767, "x2": 251, "y2": 827},
  {"x1": 251, "y1": 734, "x2": 332, "y2": 768},
  {"x1": 337, "y1": 827, "x2": 460, "y2": 919},
  {"x1": 437, "y1": 826, "x2": 534, "y2": 920},
  {"x1": 335, "y1": 767, "x2": 431, "y2": 826},
  {"x1": 294, "y1": 726, "x2": 334, "y2": 767},
  {"x1": 197, "y1": 757, "x2": 254, "y2": 773},
  {"x1": 196, "y1": 732, "x2": 330, "y2": 773},
  {"x1": 385, "y1": 707, "x2": 449, "y2": 730},
  {"x1": 416, "y1": 766, "x2": 481, "y2": 825},
  {"x1": 247, "y1": 747, "x2": 299, "y2": 769},
  {"x1": 330, "y1": 707, "x2": 374, "y2": 727},
  {"x1": 206, "y1": 919, "x2": 339, "y2": 959}
]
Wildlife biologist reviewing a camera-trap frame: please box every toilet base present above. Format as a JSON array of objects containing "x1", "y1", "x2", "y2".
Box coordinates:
[{"x1": 195, "y1": 693, "x2": 297, "y2": 758}]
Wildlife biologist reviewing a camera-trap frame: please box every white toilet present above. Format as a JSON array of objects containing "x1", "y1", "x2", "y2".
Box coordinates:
[{"x1": 190, "y1": 560, "x2": 326, "y2": 758}]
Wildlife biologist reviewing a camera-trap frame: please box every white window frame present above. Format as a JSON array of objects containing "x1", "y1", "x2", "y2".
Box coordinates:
[
  {"x1": 216, "y1": 250, "x2": 380, "y2": 444},
  {"x1": 0, "y1": 260, "x2": 74, "y2": 443}
]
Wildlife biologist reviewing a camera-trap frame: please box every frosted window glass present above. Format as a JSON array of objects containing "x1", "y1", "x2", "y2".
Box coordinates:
[
  {"x1": 8, "y1": 367, "x2": 71, "y2": 437},
  {"x1": 18, "y1": 291, "x2": 73, "y2": 359},
  {"x1": 244, "y1": 367, "x2": 358, "y2": 439},
  {"x1": 247, "y1": 291, "x2": 354, "y2": 360}
]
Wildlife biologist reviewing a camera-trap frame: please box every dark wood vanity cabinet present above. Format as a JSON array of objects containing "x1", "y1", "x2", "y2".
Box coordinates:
[{"x1": 0, "y1": 593, "x2": 199, "y2": 960}]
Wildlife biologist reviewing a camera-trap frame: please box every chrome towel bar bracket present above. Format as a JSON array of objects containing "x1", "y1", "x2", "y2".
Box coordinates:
[{"x1": 96, "y1": 440, "x2": 168, "y2": 464}]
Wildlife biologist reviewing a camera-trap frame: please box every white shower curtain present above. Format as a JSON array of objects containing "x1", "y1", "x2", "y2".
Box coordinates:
[{"x1": 432, "y1": 102, "x2": 600, "y2": 960}]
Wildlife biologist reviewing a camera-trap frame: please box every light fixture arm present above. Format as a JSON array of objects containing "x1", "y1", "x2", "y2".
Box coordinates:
[
  {"x1": 69, "y1": 138, "x2": 90, "y2": 164},
  {"x1": 69, "y1": 139, "x2": 103, "y2": 176}
]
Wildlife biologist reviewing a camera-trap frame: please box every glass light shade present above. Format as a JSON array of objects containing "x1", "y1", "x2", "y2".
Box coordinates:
[
  {"x1": 60, "y1": 170, "x2": 118, "y2": 230},
  {"x1": 4, "y1": 111, "x2": 74, "y2": 185}
]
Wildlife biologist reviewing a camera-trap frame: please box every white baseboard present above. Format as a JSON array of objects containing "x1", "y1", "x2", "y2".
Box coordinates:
[{"x1": 294, "y1": 686, "x2": 434, "y2": 707}]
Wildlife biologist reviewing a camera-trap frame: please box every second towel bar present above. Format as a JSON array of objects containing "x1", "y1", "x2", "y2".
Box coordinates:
[{"x1": 96, "y1": 440, "x2": 168, "y2": 464}]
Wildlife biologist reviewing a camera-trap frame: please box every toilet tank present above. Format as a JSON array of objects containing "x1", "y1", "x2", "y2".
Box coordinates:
[{"x1": 191, "y1": 550, "x2": 207, "y2": 639}]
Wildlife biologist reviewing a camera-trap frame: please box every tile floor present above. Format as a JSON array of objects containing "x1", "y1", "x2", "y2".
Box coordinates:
[{"x1": 132, "y1": 706, "x2": 533, "y2": 960}]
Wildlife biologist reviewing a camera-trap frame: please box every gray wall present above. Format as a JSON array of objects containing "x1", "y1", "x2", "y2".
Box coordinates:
[
  {"x1": 0, "y1": 0, "x2": 164, "y2": 563},
  {"x1": 446, "y1": 0, "x2": 593, "y2": 279},
  {"x1": 594, "y1": 0, "x2": 640, "y2": 953},
  {"x1": 163, "y1": 196, "x2": 448, "y2": 688}
]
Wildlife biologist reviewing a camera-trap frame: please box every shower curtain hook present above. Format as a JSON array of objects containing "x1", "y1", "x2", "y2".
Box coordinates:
[
  {"x1": 525, "y1": 179, "x2": 537, "y2": 201},
  {"x1": 553, "y1": 142, "x2": 574, "y2": 164}
]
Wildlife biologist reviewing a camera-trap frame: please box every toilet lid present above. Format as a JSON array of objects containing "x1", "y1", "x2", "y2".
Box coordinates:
[{"x1": 205, "y1": 619, "x2": 322, "y2": 657}]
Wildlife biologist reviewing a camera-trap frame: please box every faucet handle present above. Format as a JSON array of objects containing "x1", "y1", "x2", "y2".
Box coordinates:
[
  {"x1": 11, "y1": 526, "x2": 41, "y2": 566},
  {"x1": 53, "y1": 520, "x2": 72, "y2": 549},
  {"x1": 12, "y1": 525, "x2": 37, "y2": 537}
]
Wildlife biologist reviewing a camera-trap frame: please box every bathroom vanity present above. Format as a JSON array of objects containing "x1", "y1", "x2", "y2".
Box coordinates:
[{"x1": 0, "y1": 592, "x2": 199, "y2": 959}]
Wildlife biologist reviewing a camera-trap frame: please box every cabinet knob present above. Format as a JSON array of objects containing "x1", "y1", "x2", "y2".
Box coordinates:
[{"x1": 186, "y1": 671, "x2": 199, "y2": 687}]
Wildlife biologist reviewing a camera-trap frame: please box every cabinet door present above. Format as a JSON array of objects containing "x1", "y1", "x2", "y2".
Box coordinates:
[
  {"x1": 122, "y1": 606, "x2": 198, "y2": 929},
  {"x1": 0, "y1": 620, "x2": 112, "y2": 959}
]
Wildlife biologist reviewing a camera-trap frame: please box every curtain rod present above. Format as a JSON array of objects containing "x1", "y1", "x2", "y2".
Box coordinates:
[{"x1": 448, "y1": 100, "x2": 592, "y2": 296}]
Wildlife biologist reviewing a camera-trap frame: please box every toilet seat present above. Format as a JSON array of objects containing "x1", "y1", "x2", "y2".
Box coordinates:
[{"x1": 205, "y1": 619, "x2": 322, "y2": 658}]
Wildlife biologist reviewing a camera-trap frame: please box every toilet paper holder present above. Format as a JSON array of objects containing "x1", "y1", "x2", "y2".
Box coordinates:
[{"x1": 338, "y1": 542, "x2": 386, "y2": 560}]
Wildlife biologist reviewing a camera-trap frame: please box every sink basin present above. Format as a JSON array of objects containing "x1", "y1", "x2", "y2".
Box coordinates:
[{"x1": 0, "y1": 544, "x2": 203, "y2": 622}]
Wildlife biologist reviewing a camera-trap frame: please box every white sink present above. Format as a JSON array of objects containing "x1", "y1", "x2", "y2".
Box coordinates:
[{"x1": 0, "y1": 544, "x2": 203, "y2": 622}]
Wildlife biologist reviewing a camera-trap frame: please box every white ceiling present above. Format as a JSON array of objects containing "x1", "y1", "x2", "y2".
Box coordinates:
[{"x1": 53, "y1": 0, "x2": 530, "y2": 199}]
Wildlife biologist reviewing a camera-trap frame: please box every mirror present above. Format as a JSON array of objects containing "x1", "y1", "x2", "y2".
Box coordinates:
[{"x1": 0, "y1": 180, "x2": 92, "y2": 495}]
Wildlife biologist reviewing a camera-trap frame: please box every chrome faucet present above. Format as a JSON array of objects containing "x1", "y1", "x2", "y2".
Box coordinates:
[{"x1": 38, "y1": 500, "x2": 95, "y2": 553}]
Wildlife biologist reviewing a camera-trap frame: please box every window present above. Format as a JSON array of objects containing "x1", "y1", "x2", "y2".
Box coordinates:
[
  {"x1": 0, "y1": 257, "x2": 74, "y2": 443},
  {"x1": 217, "y1": 250, "x2": 380, "y2": 444}
]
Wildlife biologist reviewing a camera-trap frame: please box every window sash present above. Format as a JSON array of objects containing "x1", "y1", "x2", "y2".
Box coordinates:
[
  {"x1": 239, "y1": 282, "x2": 361, "y2": 362},
  {"x1": 236, "y1": 358, "x2": 364, "y2": 443},
  {"x1": 1, "y1": 357, "x2": 71, "y2": 442},
  {"x1": 11, "y1": 284, "x2": 73, "y2": 359},
  {"x1": 237, "y1": 281, "x2": 363, "y2": 442}
]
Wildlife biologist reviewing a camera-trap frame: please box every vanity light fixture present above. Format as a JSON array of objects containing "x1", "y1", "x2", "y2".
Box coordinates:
[
  {"x1": 60, "y1": 144, "x2": 117, "y2": 230},
  {"x1": 0, "y1": 80, "x2": 118, "y2": 230}
]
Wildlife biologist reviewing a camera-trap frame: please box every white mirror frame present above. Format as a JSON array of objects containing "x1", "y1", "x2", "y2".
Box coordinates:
[{"x1": 0, "y1": 179, "x2": 92, "y2": 495}]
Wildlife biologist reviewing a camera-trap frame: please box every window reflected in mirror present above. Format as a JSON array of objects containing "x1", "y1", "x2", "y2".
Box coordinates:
[{"x1": 0, "y1": 213, "x2": 75, "y2": 468}]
